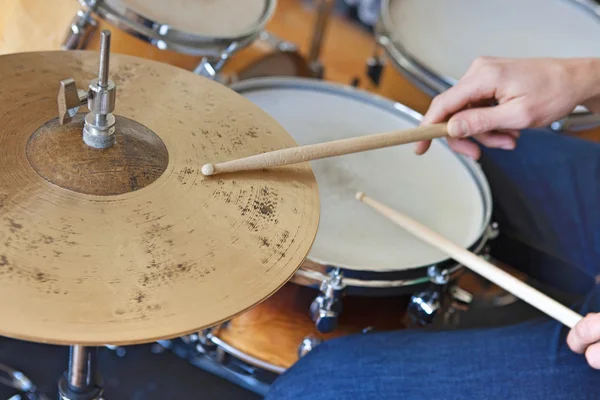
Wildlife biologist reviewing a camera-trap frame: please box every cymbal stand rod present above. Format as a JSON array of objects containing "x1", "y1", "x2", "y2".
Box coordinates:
[
  {"x1": 58, "y1": 346, "x2": 103, "y2": 400},
  {"x1": 98, "y1": 31, "x2": 110, "y2": 88},
  {"x1": 68, "y1": 346, "x2": 90, "y2": 389},
  {"x1": 58, "y1": 29, "x2": 117, "y2": 149},
  {"x1": 307, "y1": 0, "x2": 334, "y2": 79},
  {"x1": 82, "y1": 30, "x2": 116, "y2": 148}
]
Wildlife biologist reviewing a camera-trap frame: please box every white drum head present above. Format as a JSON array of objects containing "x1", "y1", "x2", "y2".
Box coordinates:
[
  {"x1": 234, "y1": 78, "x2": 491, "y2": 272},
  {"x1": 385, "y1": 0, "x2": 600, "y2": 84},
  {"x1": 105, "y1": 0, "x2": 269, "y2": 38}
]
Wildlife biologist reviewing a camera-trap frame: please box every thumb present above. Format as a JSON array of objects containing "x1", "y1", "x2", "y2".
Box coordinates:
[{"x1": 447, "y1": 103, "x2": 526, "y2": 138}]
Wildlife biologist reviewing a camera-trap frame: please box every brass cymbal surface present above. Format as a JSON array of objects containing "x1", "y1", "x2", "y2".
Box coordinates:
[{"x1": 0, "y1": 51, "x2": 319, "y2": 346}]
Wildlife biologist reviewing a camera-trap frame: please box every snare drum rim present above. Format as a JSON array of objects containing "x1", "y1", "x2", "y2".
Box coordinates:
[
  {"x1": 231, "y1": 77, "x2": 494, "y2": 283},
  {"x1": 377, "y1": 0, "x2": 600, "y2": 96},
  {"x1": 78, "y1": 0, "x2": 276, "y2": 56}
]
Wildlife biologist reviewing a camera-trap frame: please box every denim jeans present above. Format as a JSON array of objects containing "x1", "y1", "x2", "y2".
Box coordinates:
[{"x1": 266, "y1": 129, "x2": 600, "y2": 400}]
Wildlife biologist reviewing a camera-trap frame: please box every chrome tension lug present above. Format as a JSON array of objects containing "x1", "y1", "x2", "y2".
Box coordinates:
[{"x1": 309, "y1": 269, "x2": 345, "y2": 333}]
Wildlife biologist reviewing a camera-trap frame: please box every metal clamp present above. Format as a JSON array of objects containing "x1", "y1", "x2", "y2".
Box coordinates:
[
  {"x1": 366, "y1": 45, "x2": 385, "y2": 86},
  {"x1": 309, "y1": 269, "x2": 345, "y2": 333},
  {"x1": 551, "y1": 108, "x2": 600, "y2": 132},
  {"x1": 297, "y1": 337, "x2": 322, "y2": 359},
  {"x1": 58, "y1": 30, "x2": 117, "y2": 149},
  {"x1": 62, "y1": 3, "x2": 98, "y2": 50}
]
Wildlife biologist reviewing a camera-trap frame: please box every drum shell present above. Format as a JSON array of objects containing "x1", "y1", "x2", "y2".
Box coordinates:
[{"x1": 199, "y1": 283, "x2": 410, "y2": 374}]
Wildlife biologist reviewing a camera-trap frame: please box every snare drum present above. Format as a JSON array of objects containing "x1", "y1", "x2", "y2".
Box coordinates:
[
  {"x1": 0, "y1": 0, "x2": 275, "y2": 74},
  {"x1": 374, "y1": 0, "x2": 600, "y2": 131},
  {"x1": 232, "y1": 77, "x2": 496, "y2": 329}
]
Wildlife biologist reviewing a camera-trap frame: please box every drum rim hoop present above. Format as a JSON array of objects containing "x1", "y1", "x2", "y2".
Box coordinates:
[
  {"x1": 376, "y1": 0, "x2": 600, "y2": 94},
  {"x1": 230, "y1": 76, "x2": 494, "y2": 275},
  {"x1": 78, "y1": 0, "x2": 276, "y2": 55},
  {"x1": 209, "y1": 334, "x2": 286, "y2": 374}
]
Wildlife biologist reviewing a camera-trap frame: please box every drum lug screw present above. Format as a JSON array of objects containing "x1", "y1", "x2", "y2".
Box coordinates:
[
  {"x1": 297, "y1": 337, "x2": 322, "y2": 359},
  {"x1": 427, "y1": 265, "x2": 450, "y2": 285},
  {"x1": 408, "y1": 289, "x2": 442, "y2": 326},
  {"x1": 309, "y1": 269, "x2": 345, "y2": 333},
  {"x1": 486, "y1": 222, "x2": 500, "y2": 240}
]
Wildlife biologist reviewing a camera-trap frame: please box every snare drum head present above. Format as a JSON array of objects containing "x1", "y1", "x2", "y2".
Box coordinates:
[
  {"x1": 105, "y1": 0, "x2": 270, "y2": 38},
  {"x1": 234, "y1": 78, "x2": 491, "y2": 272},
  {"x1": 384, "y1": 0, "x2": 600, "y2": 85}
]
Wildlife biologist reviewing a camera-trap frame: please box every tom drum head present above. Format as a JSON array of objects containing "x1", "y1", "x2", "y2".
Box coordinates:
[{"x1": 232, "y1": 77, "x2": 492, "y2": 274}]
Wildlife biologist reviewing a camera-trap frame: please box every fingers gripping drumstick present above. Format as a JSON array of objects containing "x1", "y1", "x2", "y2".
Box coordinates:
[
  {"x1": 355, "y1": 192, "x2": 583, "y2": 329},
  {"x1": 201, "y1": 123, "x2": 448, "y2": 176}
]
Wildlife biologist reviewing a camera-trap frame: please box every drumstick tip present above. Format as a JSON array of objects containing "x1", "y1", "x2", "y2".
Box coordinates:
[
  {"x1": 355, "y1": 192, "x2": 366, "y2": 201},
  {"x1": 201, "y1": 164, "x2": 215, "y2": 176}
]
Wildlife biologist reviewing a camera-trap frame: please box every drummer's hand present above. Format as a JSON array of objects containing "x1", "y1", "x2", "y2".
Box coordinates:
[
  {"x1": 567, "y1": 313, "x2": 600, "y2": 369},
  {"x1": 416, "y1": 57, "x2": 600, "y2": 159}
]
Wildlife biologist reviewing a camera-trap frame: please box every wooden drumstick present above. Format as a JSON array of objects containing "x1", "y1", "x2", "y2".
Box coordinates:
[
  {"x1": 201, "y1": 123, "x2": 448, "y2": 176},
  {"x1": 355, "y1": 192, "x2": 584, "y2": 329}
]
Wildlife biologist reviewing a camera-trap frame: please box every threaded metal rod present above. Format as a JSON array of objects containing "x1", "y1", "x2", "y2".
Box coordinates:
[{"x1": 98, "y1": 30, "x2": 111, "y2": 87}]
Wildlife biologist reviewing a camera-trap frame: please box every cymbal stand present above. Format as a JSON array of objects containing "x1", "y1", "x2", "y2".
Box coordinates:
[
  {"x1": 58, "y1": 29, "x2": 117, "y2": 150},
  {"x1": 307, "y1": 0, "x2": 335, "y2": 79},
  {"x1": 58, "y1": 346, "x2": 103, "y2": 400}
]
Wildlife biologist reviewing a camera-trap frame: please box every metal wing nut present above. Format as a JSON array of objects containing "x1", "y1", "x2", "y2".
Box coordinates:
[{"x1": 57, "y1": 78, "x2": 88, "y2": 125}]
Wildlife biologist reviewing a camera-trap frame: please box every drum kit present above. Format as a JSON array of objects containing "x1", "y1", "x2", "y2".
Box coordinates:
[{"x1": 0, "y1": 0, "x2": 599, "y2": 399}]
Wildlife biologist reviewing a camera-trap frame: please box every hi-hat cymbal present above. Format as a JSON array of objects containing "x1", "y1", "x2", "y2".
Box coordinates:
[{"x1": 0, "y1": 50, "x2": 319, "y2": 346}]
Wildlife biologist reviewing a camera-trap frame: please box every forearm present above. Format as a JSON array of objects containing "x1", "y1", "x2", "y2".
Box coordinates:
[{"x1": 571, "y1": 58, "x2": 600, "y2": 114}]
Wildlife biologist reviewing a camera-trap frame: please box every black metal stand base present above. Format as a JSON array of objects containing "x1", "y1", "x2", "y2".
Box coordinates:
[{"x1": 57, "y1": 376, "x2": 103, "y2": 400}]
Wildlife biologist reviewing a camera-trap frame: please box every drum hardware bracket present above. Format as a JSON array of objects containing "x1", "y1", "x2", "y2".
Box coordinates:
[
  {"x1": 427, "y1": 265, "x2": 450, "y2": 285},
  {"x1": 486, "y1": 222, "x2": 500, "y2": 240},
  {"x1": 408, "y1": 288, "x2": 443, "y2": 326},
  {"x1": 309, "y1": 269, "x2": 345, "y2": 333},
  {"x1": 366, "y1": 45, "x2": 385, "y2": 86},
  {"x1": 408, "y1": 265, "x2": 460, "y2": 325},
  {"x1": 297, "y1": 336, "x2": 322, "y2": 359},
  {"x1": 57, "y1": 346, "x2": 103, "y2": 400},
  {"x1": 62, "y1": 2, "x2": 99, "y2": 50},
  {"x1": 0, "y1": 363, "x2": 51, "y2": 400},
  {"x1": 194, "y1": 328, "x2": 219, "y2": 354},
  {"x1": 193, "y1": 41, "x2": 243, "y2": 79},
  {"x1": 58, "y1": 30, "x2": 117, "y2": 150}
]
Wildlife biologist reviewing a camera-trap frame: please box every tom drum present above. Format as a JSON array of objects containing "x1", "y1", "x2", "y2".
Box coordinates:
[
  {"x1": 0, "y1": 0, "x2": 275, "y2": 76},
  {"x1": 373, "y1": 0, "x2": 600, "y2": 132}
]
